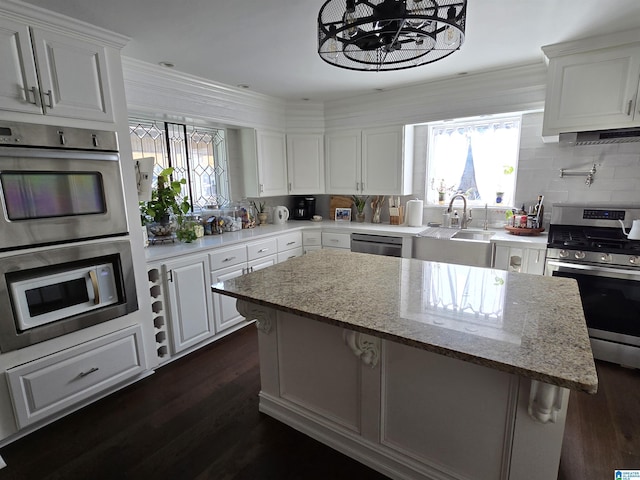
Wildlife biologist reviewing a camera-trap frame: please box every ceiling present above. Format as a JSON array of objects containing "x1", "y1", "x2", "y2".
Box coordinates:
[{"x1": 21, "y1": 0, "x2": 640, "y2": 102}]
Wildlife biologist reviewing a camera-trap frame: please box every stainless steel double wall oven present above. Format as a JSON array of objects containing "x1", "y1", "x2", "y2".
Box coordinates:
[
  {"x1": 545, "y1": 203, "x2": 640, "y2": 368},
  {"x1": 0, "y1": 121, "x2": 137, "y2": 352}
]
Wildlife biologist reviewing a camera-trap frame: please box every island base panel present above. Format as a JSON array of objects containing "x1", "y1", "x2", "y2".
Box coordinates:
[{"x1": 246, "y1": 303, "x2": 569, "y2": 480}]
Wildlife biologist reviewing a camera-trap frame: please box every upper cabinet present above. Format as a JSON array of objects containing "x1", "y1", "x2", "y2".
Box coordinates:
[
  {"x1": 286, "y1": 133, "x2": 325, "y2": 195},
  {"x1": 239, "y1": 128, "x2": 288, "y2": 197},
  {"x1": 0, "y1": 17, "x2": 114, "y2": 122},
  {"x1": 542, "y1": 29, "x2": 640, "y2": 139},
  {"x1": 325, "y1": 125, "x2": 413, "y2": 196}
]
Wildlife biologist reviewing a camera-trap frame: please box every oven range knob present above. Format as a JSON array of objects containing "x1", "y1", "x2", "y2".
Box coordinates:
[
  {"x1": 574, "y1": 251, "x2": 586, "y2": 260},
  {"x1": 630, "y1": 256, "x2": 639, "y2": 265},
  {"x1": 559, "y1": 249, "x2": 569, "y2": 258},
  {"x1": 600, "y1": 253, "x2": 612, "y2": 263}
]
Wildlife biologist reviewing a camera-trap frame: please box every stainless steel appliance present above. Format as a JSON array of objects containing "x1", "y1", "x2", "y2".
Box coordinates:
[
  {"x1": 0, "y1": 121, "x2": 127, "y2": 252},
  {"x1": 351, "y1": 233, "x2": 403, "y2": 257},
  {"x1": 292, "y1": 196, "x2": 316, "y2": 220},
  {"x1": 0, "y1": 240, "x2": 137, "y2": 352},
  {"x1": 545, "y1": 203, "x2": 640, "y2": 368},
  {"x1": 0, "y1": 121, "x2": 137, "y2": 352}
]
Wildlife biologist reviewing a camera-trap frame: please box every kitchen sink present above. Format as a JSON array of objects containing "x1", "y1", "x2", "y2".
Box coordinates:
[
  {"x1": 451, "y1": 230, "x2": 495, "y2": 241},
  {"x1": 412, "y1": 228, "x2": 494, "y2": 267}
]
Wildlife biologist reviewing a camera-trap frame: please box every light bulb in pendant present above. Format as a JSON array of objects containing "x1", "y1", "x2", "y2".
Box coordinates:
[
  {"x1": 327, "y1": 36, "x2": 339, "y2": 60},
  {"x1": 443, "y1": 26, "x2": 458, "y2": 46}
]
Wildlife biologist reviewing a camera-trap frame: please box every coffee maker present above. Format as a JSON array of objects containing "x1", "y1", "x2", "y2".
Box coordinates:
[{"x1": 293, "y1": 196, "x2": 316, "y2": 220}]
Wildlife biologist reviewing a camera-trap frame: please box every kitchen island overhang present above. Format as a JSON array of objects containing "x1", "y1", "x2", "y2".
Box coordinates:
[{"x1": 212, "y1": 250, "x2": 598, "y2": 480}]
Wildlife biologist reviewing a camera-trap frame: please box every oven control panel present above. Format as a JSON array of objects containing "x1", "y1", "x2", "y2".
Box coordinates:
[{"x1": 583, "y1": 209, "x2": 625, "y2": 220}]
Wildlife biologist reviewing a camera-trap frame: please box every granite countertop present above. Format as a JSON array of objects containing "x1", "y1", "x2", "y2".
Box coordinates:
[{"x1": 212, "y1": 249, "x2": 598, "y2": 394}]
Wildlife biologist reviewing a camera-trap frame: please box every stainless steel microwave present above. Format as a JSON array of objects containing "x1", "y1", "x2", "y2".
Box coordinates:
[
  {"x1": 0, "y1": 240, "x2": 138, "y2": 352},
  {"x1": 0, "y1": 121, "x2": 128, "y2": 252}
]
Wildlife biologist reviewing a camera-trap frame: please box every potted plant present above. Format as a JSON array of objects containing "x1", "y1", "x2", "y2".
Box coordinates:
[
  {"x1": 140, "y1": 167, "x2": 192, "y2": 240},
  {"x1": 251, "y1": 200, "x2": 267, "y2": 225},
  {"x1": 352, "y1": 195, "x2": 368, "y2": 222}
]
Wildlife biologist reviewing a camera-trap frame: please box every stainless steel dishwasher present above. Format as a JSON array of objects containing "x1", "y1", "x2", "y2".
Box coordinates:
[{"x1": 350, "y1": 233, "x2": 403, "y2": 257}]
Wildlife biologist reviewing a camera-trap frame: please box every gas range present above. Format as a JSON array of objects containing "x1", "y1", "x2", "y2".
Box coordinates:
[
  {"x1": 547, "y1": 204, "x2": 640, "y2": 268},
  {"x1": 545, "y1": 203, "x2": 640, "y2": 368}
]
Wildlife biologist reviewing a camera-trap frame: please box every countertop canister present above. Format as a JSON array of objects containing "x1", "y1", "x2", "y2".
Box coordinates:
[{"x1": 406, "y1": 199, "x2": 424, "y2": 227}]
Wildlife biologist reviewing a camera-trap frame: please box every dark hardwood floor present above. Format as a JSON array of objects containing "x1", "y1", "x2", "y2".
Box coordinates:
[{"x1": 0, "y1": 325, "x2": 638, "y2": 480}]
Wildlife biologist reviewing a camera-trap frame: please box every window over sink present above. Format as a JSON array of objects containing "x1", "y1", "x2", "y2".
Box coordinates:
[{"x1": 424, "y1": 114, "x2": 521, "y2": 207}]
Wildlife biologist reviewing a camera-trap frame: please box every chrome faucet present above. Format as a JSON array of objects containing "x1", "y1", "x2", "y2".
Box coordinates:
[
  {"x1": 447, "y1": 194, "x2": 471, "y2": 229},
  {"x1": 483, "y1": 203, "x2": 489, "y2": 230}
]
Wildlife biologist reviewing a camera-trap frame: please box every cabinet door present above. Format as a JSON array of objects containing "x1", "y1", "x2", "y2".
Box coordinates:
[
  {"x1": 30, "y1": 27, "x2": 114, "y2": 122},
  {"x1": 256, "y1": 130, "x2": 288, "y2": 197},
  {"x1": 325, "y1": 130, "x2": 361, "y2": 194},
  {"x1": 0, "y1": 18, "x2": 41, "y2": 114},
  {"x1": 361, "y1": 125, "x2": 405, "y2": 195},
  {"x1": 211, "y1": 264, "x2": 246, "y2": 332},
  {"x1": 543, "y1": 45, "x2": 640, "y2": 134},
  {"x1": 287, "y1": 134, "x2": 325, "y2": 194},
  {"x1": 523, "y1": 248, "x2": 546, "y2": 275},
  {"x1": 164, "y1": 255, "x2": 215, "y2": 353}
]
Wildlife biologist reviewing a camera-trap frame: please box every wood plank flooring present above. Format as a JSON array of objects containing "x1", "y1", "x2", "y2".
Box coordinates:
[{"x1": 0, "y1": 325, "x2": 638, "y2": 480}]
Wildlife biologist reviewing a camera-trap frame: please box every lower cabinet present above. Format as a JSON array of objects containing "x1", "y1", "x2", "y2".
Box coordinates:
[
  {"x1": 6, "y1": 325, "x2": 147, "y2": 429},
  {"x1": 493, "y1": 244, "x2": 546, "y2": 275},
  {"x1": 322, "y1": 232, "x2": 351, "y2": 250},
  {"x1": 163, "y1": 254, "x2": 215, "y2": 354}
]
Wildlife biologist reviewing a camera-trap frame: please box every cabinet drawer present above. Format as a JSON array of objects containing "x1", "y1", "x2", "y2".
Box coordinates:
[
  {"x1": 209, "y1": 244, "x2": 248, "y2": 270},
  {"x1": 322, "y1": 232, "x2": 351, "y2": 249},
  {"x1": 303, "y1": 230, "x2": 322, "y2": 246},
  {"x1": 247, "y1": 238, "x2": 278, "y2": 260},
  {"x1": 277, "y1": 247, "x2": 304, "y2": 263},
  {"x1": 277, "y1": 231, "x2": 303, "y2": 251},
  {"x1": 6, "y1": 325, "x2": 146, "y2": 428}
]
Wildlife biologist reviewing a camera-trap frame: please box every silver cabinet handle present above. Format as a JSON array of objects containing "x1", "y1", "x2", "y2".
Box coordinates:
[
  {"x1": 223, "y1": 256, "x2": 236, "y2": 262},
  {"x1": 627, "y1": 99, "x2": 633, "y2": 116},
  {"x1": 259, "y1": 183, "x2": 264, "y2": 193},
  {"x1": 42, "y1": 90, "x2": 53, "y2": 108},
  {"x1": 288, "y1": 182, "x2": 292, "y2": 191},
  {"x1": 92, "y1": 134, "x2": 99, "y2": 148},
  {"x1": 79, "y1": 367, "x2": 99, "y2": 378},
  {"x1": 167, "y1": 270, "x2": 173, "y2": 282},
  {"x1": 27, "y1": 86, "x2": 40, "y2": 105},
  {"x1": 356, "y1": 181, "x2": 359, "y2": 191},
  {"x1": 286, "y1": 241, "x2": 295, "y2": 246},
  {"x1": 258, "y1": 248, "x2": 269, "y2": 253}
]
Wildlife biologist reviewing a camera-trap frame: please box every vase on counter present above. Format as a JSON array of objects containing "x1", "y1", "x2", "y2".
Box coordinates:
[
  {"x1": 356, "y1": 212, "x2": 365, "y2": 223},
  {"x1": 258, "y1": 212, "x2": 268, "y2": 225}
]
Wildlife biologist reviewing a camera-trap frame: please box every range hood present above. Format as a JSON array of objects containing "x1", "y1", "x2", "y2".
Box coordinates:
[{"x1": 559, "y1": 127, "x2": 640, "y2": 146}]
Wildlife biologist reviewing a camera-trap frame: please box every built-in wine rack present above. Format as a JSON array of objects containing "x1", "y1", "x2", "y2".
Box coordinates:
[{"x1": 147, "y1": 266, "x2": 170, "y2": 362}]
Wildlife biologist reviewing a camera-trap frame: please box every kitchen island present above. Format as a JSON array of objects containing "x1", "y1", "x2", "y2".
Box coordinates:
[{"x1": 212, "y1": 250, "x2": 597, "y2": 480}]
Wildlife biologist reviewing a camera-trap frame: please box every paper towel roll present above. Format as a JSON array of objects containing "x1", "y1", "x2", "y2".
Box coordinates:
[{"x1": 406, "y1": 199, "x2": 423, "y2": 227}]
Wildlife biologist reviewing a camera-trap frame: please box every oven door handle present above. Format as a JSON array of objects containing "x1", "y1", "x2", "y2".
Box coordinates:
[
  {"x1": 547, "y1": 260, "x2": 640, "y2": 279},
  {"x1": 89, "y1": 270, "x2": 100, "y2": 305}
]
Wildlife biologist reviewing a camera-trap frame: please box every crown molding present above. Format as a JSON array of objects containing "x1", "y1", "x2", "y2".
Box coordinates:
[{"x1": 0, "y1": 0, "x2": 129, "y2": 49}]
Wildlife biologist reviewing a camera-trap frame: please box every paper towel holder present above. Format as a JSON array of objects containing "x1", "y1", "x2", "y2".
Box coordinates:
[{"x1": 406, "y1": 199, "x2": 424, "y2": 227}]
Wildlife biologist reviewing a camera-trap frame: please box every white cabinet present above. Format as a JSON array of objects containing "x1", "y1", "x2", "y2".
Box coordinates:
[
  {"x1": 322, "y1": 232, "x2": 351, "y2": 250},
  {"x1": 163, "y1": 254, "x2": 215, "y2": 354},
  {"x1": 0, "y1": 17, "x2": 113, "y2": 122},
  {"x1": 276, "y1": 231, "x2": 303, "y2": 263},
  {"x1": 303, "y1": 230, "x2": 322, "y2": 254},
  {"x1": 493, "y1": 244, "x2": 546, "y2": 275},
  {"x1": 6, "y1": 325, "x2": 146, "y2": 428},
  {"x1": 210, "y1": 245, "x2": 248, "y2": 333},
  {"x1": 287, "y1": 133, "x2": 325, "y2": 194},
  {"x1": 239, "y1": 129, "x2": 288, "y2": 197},
  {"x1": 325, "y1": 125, "x2": 412, "y2": 195},
  {"x1": 325, "y1": 129, "x2": 361, "y2": 194},
  {"x1": 542, "y1": 32, "x2": 640, "y2": 137}
]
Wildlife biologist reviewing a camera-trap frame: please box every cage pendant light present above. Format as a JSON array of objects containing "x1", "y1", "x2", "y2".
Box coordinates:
[{"x1": 318, "y1": 0, "x2": 467, "y2": 71}]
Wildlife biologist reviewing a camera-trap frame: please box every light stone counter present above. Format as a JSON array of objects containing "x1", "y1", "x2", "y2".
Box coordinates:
[
  {"x1": 212, "y1": 248, "x2": 597, "y2": 394},
  {"x1": 144, "y1": 219, "x2": 547, "y2": 262}
]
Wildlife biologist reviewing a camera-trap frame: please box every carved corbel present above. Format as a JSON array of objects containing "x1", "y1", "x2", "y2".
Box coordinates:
[
  {"x1": 236, "y1": 300, "x2": 275, "y2": 334},
  {"x1": 343, "y1": 330, "x2": 380, "y2": 367},
  {"x1": 528, "y1": 380, "x2": 564, "y2": 424}
]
